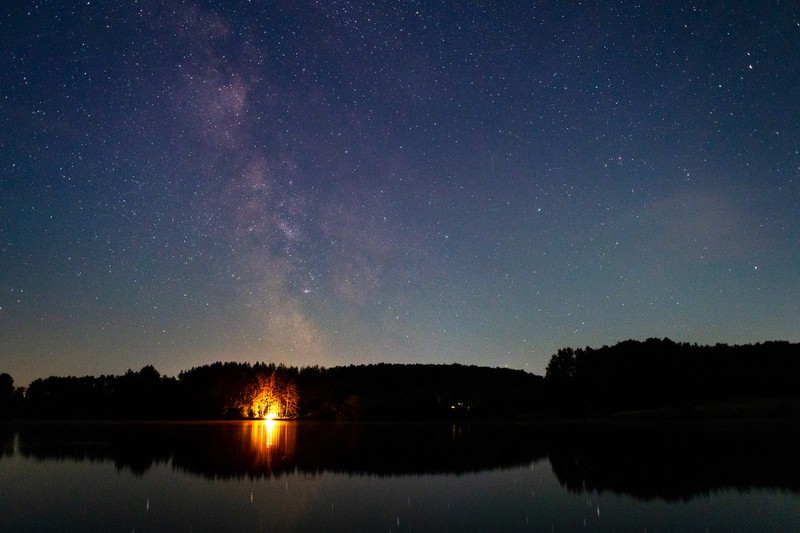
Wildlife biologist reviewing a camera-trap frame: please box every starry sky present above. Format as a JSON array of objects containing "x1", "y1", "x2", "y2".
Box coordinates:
[{"x1": 2, "y1": 1, "x2": 799, "y2": 386}]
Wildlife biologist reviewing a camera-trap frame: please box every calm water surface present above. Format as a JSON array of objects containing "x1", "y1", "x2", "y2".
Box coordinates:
[{"x1": 1, "y1": 420, "x2": 798, "y2": 532}]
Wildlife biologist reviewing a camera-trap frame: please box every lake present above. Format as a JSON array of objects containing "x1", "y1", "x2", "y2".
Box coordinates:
[{"x1": 1, "y1": 420, "x2": 798, "y2": 532}]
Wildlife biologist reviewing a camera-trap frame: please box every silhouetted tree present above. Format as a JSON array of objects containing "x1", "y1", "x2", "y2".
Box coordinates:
[
  {"x1": 542, "y1": 338, "x2": 800, "y2": 416},
  {"x1": 0, "y1": 373, "x2": 14, "y2": 419},
  {"x1": 545, "y1": 348, "x2": 577, "y2": 380}
]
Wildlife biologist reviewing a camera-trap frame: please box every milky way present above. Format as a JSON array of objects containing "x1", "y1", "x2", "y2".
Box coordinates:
[{"x1": 1, "y1": 1, "x2": 798, "y2": 385}]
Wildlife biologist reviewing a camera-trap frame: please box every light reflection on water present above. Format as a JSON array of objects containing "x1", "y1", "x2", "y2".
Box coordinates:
[
  {"x1": 247, "y1": 420, "x2": 296, "y2": 470},
  {"x1": 0, "y1": 421, "x2": 798, "y2": 532}
]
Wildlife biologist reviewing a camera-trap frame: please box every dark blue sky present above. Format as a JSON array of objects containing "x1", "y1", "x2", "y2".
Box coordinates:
[{"x1": 2, "y1": 1, "x2": 798, "y2": 386}]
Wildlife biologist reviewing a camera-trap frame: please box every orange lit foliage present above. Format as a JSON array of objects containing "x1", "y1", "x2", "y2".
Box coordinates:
[
  {"x1": 176, "y1": 362, "x2": 299, "y2": 418},
  {"x1": 247, "y1": 369, "x2": 298, "y2": 419}
]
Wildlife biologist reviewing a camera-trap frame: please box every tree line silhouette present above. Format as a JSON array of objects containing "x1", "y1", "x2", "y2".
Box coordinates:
[
  {"x1": 1, "y1": 338, "x2": 797, "y2": 420},
  {"x1": 2, "y1": 362, "x2": 541, "y2": 420},
  {"x1": 544, "y1": 338, "x2": 799, "y2": 416}
]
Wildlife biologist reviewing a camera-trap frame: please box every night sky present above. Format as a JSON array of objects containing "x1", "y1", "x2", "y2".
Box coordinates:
[{"x1": 2, "y1": 1, "x2": 798, "y2": 386}]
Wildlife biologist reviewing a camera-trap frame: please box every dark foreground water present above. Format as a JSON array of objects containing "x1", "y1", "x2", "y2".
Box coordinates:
[{"x1": 1, "y1": 420, "x2": 798, "y2": 532}]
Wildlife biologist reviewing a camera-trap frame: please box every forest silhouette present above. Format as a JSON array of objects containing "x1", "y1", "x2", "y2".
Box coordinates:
[{"x1": 1, "y1": 338, "x2": 798, "y2": 420}]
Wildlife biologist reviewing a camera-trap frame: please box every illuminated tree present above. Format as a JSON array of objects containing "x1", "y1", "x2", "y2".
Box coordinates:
[
  {"x1": 245, "y1": 370, "x2": 300, "y2": 418},
  {"x1": 279, "y1": 381, "x2": 299, "y2": 418},
  {"x1": 251, "y1": 372, "x2": 279, "y2": 418}
]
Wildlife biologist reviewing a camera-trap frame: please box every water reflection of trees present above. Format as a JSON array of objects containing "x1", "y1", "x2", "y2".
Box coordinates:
[
  {"x1": 4, "y1": 422, "x2": 547, "y2": 479},
  {"x1": 547, "y1": 421, "x2": 800, "y2": 501},
  {"x1": 3, "y1": 421, "x2": 799, "y2": 499}
]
